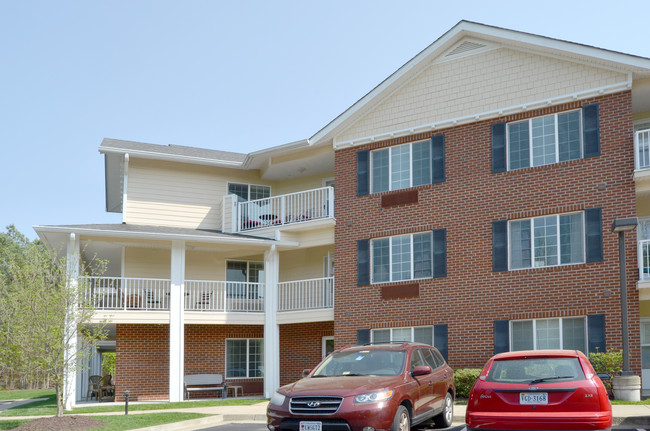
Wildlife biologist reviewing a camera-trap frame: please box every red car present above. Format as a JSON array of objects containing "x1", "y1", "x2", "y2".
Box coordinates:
[
  {"x1": 267, "y1": 342, "x2": 455, "y2": 431},
  {"x1": 466, "y1": 350, "x2": 612, "y2": 430}
]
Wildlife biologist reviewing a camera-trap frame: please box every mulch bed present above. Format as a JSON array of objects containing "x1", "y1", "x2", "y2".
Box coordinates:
[{"x1": 12, "y1": 415, "x2": 106, "y2": 431}]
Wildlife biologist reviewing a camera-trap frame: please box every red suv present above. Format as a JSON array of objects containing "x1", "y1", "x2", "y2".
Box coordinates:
[{"x1": 267, "y1": 342, "x2": 455, "y2": 431}]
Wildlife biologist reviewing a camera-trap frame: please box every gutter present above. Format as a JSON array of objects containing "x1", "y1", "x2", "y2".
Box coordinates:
[{"x1": 33, "y1": 225, "x2": 300, "y2": 248}]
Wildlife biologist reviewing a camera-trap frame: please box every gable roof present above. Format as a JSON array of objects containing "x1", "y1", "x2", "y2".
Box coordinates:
[{"x1": 309, "y1": 20, "x2": 650, "y2": 149}]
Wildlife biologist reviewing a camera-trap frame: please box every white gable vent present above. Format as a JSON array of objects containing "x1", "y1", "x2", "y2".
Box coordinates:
[{"x1": 445, "y1": 40, "x2": 487, "y2": 57}]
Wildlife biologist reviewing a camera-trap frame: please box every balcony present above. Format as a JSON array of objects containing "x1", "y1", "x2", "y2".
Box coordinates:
[
  {"x1": 81, "y1": 276, "x2": 334, "y2": 313},
  {"x1": 223, "y1": 187, "x2": 334, "y2": 233}
]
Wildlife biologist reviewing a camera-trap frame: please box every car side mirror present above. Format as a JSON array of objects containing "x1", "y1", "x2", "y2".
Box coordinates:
[
  {"x1": 302, "y1": 369, "x2": 312, "y2": 378},
  {"x1": 411, "y1": 365, "x2": 432, "y2": 377}
]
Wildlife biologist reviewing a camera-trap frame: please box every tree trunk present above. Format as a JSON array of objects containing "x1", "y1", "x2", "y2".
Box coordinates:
[{"x1": 56, "y1": 383, "x2": 64, "y2": 417}]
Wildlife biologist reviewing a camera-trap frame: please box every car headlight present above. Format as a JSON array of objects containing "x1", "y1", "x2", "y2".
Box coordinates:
[
  {"x1": 354, "y1": 389, "x2": 394, "y2": 405},
  {"x1": 270, "y1": 391, "x2": 286, "y2": 406}
]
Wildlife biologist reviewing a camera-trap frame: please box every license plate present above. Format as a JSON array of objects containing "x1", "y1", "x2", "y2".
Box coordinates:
[
  {"x1": 299, "y1": 421, "x2": 322, "y2": 431},
  {"x1": 520, "y1": 392, "x2": 548, "y2": 405}
]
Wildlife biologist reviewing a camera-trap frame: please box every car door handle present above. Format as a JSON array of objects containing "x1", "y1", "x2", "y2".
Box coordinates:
[{"x1": 429, "y1": 381, "x2": 433, "y2": 386}]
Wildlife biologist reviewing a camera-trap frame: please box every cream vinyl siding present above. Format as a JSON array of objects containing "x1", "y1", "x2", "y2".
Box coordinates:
[
  {"x1": 279, "y1": 245, "x2": 334, "y2": 282},
  {"x1": 338, "y1": 47, "x2": 627, "y2": 143},
  {"x1": 272, "y1": 172, "x2": 334, "y2": 196},
  {"x1": 125, "y1": 159, "x2": 265, "y2": 230},
  {"x1": 124, "y1": 247, "x2": 171, "y2": 278}
]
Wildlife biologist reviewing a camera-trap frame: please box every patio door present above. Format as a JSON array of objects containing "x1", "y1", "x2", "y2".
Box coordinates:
[{"x1": 642, "y1": 319, "x2": 650, "y2": 391}]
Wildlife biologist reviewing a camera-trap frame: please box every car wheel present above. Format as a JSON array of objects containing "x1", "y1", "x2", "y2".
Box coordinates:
[
  {"x1": 433, "y1": 392, "x2": 453, "y2": 428},
  {"x1": 391, "y1": 405, "x2": 410, "y2": 431}
]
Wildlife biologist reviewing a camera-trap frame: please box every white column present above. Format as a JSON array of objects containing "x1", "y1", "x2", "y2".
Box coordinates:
[
  {"x1": 263, "y1": 244, "x2": 280, "y2": 398},
  {"x1": 122, "y1": 153, "x2": 129, "y2": 224},
  {"x1": 169, "y1": 240, "x2": 185, "y2": 402},
  {"x1": 64, "y1": 233, "x2": 80, "y2": 410}
]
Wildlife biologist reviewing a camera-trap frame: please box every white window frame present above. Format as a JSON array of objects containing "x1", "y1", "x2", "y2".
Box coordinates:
[
  {"x1": 508, "y1": 211, "x2": 586, "y2": 270},
  {"x1": 226, "y1": 182, "x2": 271, "y2": 202},
  {"x1": 225, "y1": 338, "x2": 264, "y2": 380},
  {"x1": 506, "y1": 109, "x2": 583, "y2": 170},
  {"x1": 509, "y1": 317, "x2": 587, "y2": 352},
  {"x1": 322, "y1": 336, "x2": 334, "y2": 359},
  {"x1": 370, "y1": 140, "x2": 431, "y2": 193},
  {"x1": 370, "y1": 232, "x2": 433, "y2": 284},
  {"x1": 370, "y1": 326, "x2": 435, "y2": 346}
]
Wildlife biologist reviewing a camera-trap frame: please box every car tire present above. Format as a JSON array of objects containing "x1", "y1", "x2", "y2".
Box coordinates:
[
  {"x1": 433, "y1": 392, "x2": 453, "y2": 428},
  {"x1": 391, "y1": 405, "x2": 410, "y2": 431}
]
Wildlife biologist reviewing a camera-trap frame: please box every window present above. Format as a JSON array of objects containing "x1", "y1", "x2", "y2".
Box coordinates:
[
  {"x1": 226, "y1": 339, "x2": 264, "y2": 378},
  {"x1": 372, "y1": 326, "x2": 434, "y2": 345},
  {"x1": 226, "y1": 261, "x2": 264, "y2": 299},
  {"x1": 371, "y1": 232, "x2": 432, "y2": 283},
  {"x1": 507, "y1": 110, "x2": 582, "y2": 170},
  {"x1": 510, "y1": 317, "x2": 586, "y2": 352},
  {"x1": 509, "y1": 212, "x2": 584, "y2": 270},
  {"x1": 371, "y1": 141, "x2": 431, "y2": 193},
  {"x1": 227, "y1": 183, "x2": 270, "y2": 202}
]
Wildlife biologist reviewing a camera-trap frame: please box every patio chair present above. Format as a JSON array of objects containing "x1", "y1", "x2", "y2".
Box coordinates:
[
  {"x1": 100, "y1": 374, "x2": 114, "y2": 400},
  {"x1": 86, "y1": 375, "x2": 102, "y2": 401}
]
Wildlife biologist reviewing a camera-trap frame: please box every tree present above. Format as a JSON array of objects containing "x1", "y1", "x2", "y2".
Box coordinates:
[{"x1": 0, "y1": 225, "x2": 107, "y2": 416}]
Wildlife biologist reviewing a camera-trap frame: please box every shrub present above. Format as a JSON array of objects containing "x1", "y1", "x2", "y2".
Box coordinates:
[
  {"x1": 454, "y1": 368, "x2": 482, "y2": 398},
  {"x1": 588, "y1": 349, "x2": 623, "y2": 376}
]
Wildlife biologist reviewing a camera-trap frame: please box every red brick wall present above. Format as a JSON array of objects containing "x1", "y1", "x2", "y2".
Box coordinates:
[
  {"x1": 115, "y1": 324, "x2": 169, "y2": 401},
  {"x1": 279, "y1": 322, "x2": 334, "y2": 386},
  {"x1": 334, "y1": 92, "x2": 640, "y2": 372},
  {"x1": 115, "y1": 323, "x2": 265, "y2": 400}
]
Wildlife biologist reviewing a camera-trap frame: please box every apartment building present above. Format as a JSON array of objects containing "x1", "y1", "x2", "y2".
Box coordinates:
[{"x1": 35, "y1": 21, "x2": 650, "y2": 406}]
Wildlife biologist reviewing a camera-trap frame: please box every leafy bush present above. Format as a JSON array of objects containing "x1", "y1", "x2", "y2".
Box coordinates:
[
  {"x1": 589, "y1": 349, "x2": 623, "y2": 376},
  {"x1": 454, "y1": 368, "x2": 481, "y2": 398}
]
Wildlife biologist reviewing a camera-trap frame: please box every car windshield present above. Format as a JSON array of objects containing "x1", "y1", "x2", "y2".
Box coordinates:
[
  {"x1": 486, "y1": 357, "x2": 586, "y2": 384},
  {"x1": 311, "y1": 349, "x2": 406, "y2": 377}
]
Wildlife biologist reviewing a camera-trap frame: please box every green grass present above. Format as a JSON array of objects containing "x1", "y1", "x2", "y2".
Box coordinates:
[
  {"x1": 81, "y1": 413, "x2": 207, "y2": 431},
  {"x1": 0, "y1": 389, "x2": 265, "y2": 417},
  {"x1": 0, "y1": 390, "x2": 54, "y2": 401},
  {"x1": 611, "y1": 398, "x2": 650, "y2": 405},
  {"x1": 72, "y1": 397, "x2": 263, "y2": 414},
  {"x1": 0, "y1": 413, "x2": 207, "y2": 430},
  {"x1": 0, "y1": 420, "x2": 28, "y2": 430}
]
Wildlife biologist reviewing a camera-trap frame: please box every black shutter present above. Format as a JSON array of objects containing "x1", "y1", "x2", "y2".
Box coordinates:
[
  {"x1": 357, "y1": 150, "x2": 370, "y2": 196},
  {"x1": 357, "y1": 329, "x2": 370, "y2": 346},
  {"x1": 492, "y1": 220, "x2": 508, "y2": 272},
  {"x1": 432, "y1": 229, "x2": 447, "y2": 278},
  {"x1": 492, "y1": 122, "x2": 507, "y2": 173},
  {"x1": 588, "y1": 314, "x2": 606, "y2": 353},
  {"x1": 494, "y1": 320, "x2": 510, "y2": 354},
  {"x1": 582, "y1": 104, "x2": 600, "y2": 158},
  {"x1": 434, "y1": 324, "x2": 448, "y2": 361},
  {"x1": 431, "y1": 134, "x2": 445, "y2": 184},
  {"x1": 357, "y1": 239, "x2": 370, "y2": 286},
  {"x1": 585, "y1": 208, "x2": 603, "y2": 263}
]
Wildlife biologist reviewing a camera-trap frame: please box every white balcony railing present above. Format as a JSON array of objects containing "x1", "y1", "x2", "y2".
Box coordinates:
[
  {"x1": 278, "y1": 277, "x2": 334, "y2": 312},
  {"x1": 237, "y1": 186, "x2": 334, "y2": 232},
  {"x1": 82, "y1": 277, "x2": 335, "y2": 313},
  {"x1": 639, "y1": 240, "x2": 650, "y2": 281},
  {"x1": 635, "y1": 129, "x2": 650, "y2": 170},
  {"x1": 185, "y1": 280, "x2": 264, "y2": 312},
  {"x1": 82, "y1": 277, "x2": 171, "y2": 311}
]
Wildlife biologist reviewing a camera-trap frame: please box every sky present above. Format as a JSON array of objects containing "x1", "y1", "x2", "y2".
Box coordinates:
[{"x1": 1, "y1": 0, "x2": 649, "y2": 239}]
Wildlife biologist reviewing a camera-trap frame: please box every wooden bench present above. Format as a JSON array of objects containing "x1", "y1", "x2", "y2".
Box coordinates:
[{"x1": 183, "y1": 374, "x2": 227, "y2": 400}]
